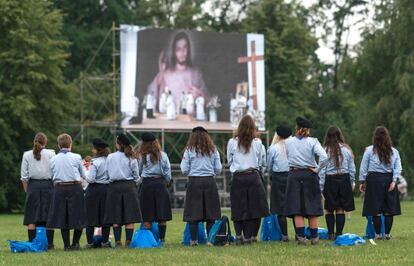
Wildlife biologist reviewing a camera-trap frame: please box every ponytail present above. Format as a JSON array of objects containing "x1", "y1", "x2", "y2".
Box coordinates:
[
  {"x1": 32, "y1": 133, "x2": 47, "y2": 161},
  {"x1": 122, "y1": 144, "x2": 135, "y2": 159}
]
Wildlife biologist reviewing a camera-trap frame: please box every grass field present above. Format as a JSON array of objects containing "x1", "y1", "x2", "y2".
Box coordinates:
[{"x1": 0, "y1": 199, "x2": 413, "y2": 265}]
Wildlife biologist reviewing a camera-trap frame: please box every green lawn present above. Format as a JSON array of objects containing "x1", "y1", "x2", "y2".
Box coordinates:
[{"x1": 0, "y1": 199, "x2": 413, "y2": 265}]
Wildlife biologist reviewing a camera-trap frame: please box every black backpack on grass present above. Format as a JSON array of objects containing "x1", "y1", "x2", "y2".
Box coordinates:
[{"x1": 207, "y1": 216, "x2": 232, "y2": 246}]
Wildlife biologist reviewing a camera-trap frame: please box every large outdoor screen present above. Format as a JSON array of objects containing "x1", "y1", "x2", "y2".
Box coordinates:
[{"x1": 120, "y1": 26, "x2": 265, "y2": 130}]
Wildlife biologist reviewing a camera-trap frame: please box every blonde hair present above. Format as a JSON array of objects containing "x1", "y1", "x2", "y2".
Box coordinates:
[
  {"x1": 57, "y1": 133, "x2": 72, "y2": 149},
  {"x1": 272, "y1": 134, "x2": 287, "y2": 159},
  {"x1": 295, "y1": 127, "x2": 310, "y2": 138}
]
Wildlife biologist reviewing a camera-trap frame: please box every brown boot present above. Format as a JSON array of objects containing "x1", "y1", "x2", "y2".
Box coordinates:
[
  {"x1": 310, "y1": 237, "x2": 319, "y2": 245},
  {"x1": 115, "y1": 241, "x2": 122, "y2": 248}
]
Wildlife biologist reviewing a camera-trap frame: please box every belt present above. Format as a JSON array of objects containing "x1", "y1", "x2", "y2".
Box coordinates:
[
  {"x1": 233, "y1": 169, "x2": 259, "y2": 176},
  {"x1": 143, "y1": 176, "x2": 162, "y2": 179},
  {"x1": 55, "y1": 181, "x2": 81, "y2": 186},
  {"x1": 289, "y1": 167, "x2": 311, "y2": 172}
]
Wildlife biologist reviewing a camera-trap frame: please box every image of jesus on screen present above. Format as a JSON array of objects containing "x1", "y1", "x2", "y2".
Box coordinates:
[{"x1": 146, "y1": 31, "x2": 209, "y2": 115}]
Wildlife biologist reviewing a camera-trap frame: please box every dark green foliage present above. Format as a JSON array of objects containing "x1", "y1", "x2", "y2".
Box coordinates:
[{"x1": 0, "y1": 0, "x2": 73, "y2": 211}]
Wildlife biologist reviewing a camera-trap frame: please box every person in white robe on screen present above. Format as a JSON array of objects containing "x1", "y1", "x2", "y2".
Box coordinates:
[
  {"x1": 166, "y1": 91, "x2": 176, "y2": 120},
  {"x1": 146, "y1": 93, "x2": 156, "y2": 118},
  {"x1": 186, "y1": 92, "x2": 194, "y2": 115},
  {"x1": 159, "y1": 89, "x2": 168, "y2": 113},
  {"x1": 180, "y1": 91, "x2": 188, "y2": 114},
  {"x1": 195, "y1": 96, "x2": 206, "y2": 121}
]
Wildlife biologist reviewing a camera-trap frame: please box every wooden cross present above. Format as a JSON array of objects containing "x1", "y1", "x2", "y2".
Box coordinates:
[{"x1": 237, "y1": 40, "x2": 264, "y2": 110}]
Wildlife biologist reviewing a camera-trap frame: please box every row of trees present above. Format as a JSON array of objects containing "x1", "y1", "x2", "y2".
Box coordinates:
[{"x1": 0, "y1": 0, "x2": 412, "y2": 211}]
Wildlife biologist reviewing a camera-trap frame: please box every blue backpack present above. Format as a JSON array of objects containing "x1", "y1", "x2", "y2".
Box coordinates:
[
  {"x1": 304, "y1": 227, "x2": 329, "y2": 240},
  {"x1": 182, "y1": 222, "x2": 207, "y2": 246},
  {"x1": 129, "y1": 229, "x2": 160, "y2": 249},
  {"x1": 333, "y1": 233, "x2": 366, "y2": 246},
  {"x1": 8, "y1": 227, "x2": 48, "y2": 253},
  {"x1": 207, "y1": 216, "x2": 232, "y2": 246},
  {"x1": 260, "y1": 215, "x2": 282, "y2": 241},
  {"x1": 365, "y1": 215, "x2": 385, "y2": 239},
  {"x1": 139, "y1": 222, "x2": 160, "y2": 242}
]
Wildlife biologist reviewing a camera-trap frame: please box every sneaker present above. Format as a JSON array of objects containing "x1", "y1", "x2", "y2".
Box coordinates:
[
  {"x1": 101, "y1": 242, "x2": 112, "y2": 248},
  {"x1": 281, "y1": 235, "x2": 289, "y2": 242},
  {"x1": 84, "y1": 243, "x2": 95, "y2": 249},
  {"x1": 125, "y1": 240, "x2": 131, "y2": 248},
  {"x1": 64, "y1": 246, "x2": 71, "y2": 251},
  {"x1": 207, "y1": 241, "x2": 213, "y2": 247},
  {"x1": 47, "y1": 244, "x2": 55, "y2": 250},
  {"x1": 328, "y1": 234, "x2": 336, "y2": 241},
  {"x1": 71, "y1": 243, "x2": 80, "y2": 251},
  {"x1": 384, "y1": 234, "x2": 392, "y2": 240},
  {"x1": 190, "y1": 240, "x2": 198, "y2": 247},
  {"x1": 250, "y1": 237, "x2": 258, "y2": 243},
  {"x1": 115, "y1": 241, "x2": 122, "y2": 248},
  {"x1": 310, "y1": 237, "x2": 319, "y2": 245},
  {"x1": 375, "y1": 234, "x2": 384, "y2": 240},
  {"x1": 244, "y1": 238, "x2": 252, "y2": 245},
  {"x1": 159, "y1": 239, "x2": 165, "y2": 246},
  {"x1": 234, "y1": 236, "x2": 244, "y2": 246},
  {"x1": 297, "y1": 236, "x2": 307, "y2": 245}
]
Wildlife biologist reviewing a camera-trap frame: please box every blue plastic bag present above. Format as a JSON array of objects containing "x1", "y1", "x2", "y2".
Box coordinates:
[
  {"x1": 260, "y1": 215, "x2": 282, "y2": 241},
  {"x1": 182, "y1": 222, "x2": 207, "y2": 245},
  {"x1": 365, "y1": 215, "x2": 385, "y2": 239},
  {"x1": 8, "y1": 227, "x2": 48, "y2": 253},
  {"x1": 139, "y1": 222, "x2": 159, "y2": 242},
  {"x1": 129, "y1": 229, "x2": 160, "y2": 249},
  {"x1": 333, "y1": 233, "x2": 366, "y2": 246},
  {"x1": 33, "y1": 227, "x2": 48, "y2": 250},
  {"x1": 304, "y1": 227, "x2": 328, "y2": 240}
]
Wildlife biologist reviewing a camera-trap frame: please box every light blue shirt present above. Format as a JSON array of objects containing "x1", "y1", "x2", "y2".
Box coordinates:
[
  {"x1": 267, "y1": 143, "x2": 289, "y2": 173},
  {"x1": 106, "y1": 151, "x2": 140, "y2": 183},
  {"x1": 50, "y1": 149, "x2": 85, "y2": 183},
  {"x1": 227, "y1": 138, "x2": 266, "y2": 173},
  {"x1": 139, "y1": 152, "x2": 172, "y2": 182},
  {"x1": 180, "y1": 149, "x2": 222, "y2": 177},
  {"x1": 21, "y1": 149, "x2": 56, "y2": 182},
  {"x1": 285, "y1": 136, "x2": 328, "y2": 171},
  {"x1": 359, "y1": 145, "x2": 402, "y2": 183},
  {"x1": 319, "y1": 145, "x2": 356, "y2": 190},
  {"x1": 86, "y1": 156, "x2": 109, "y2": 184}
]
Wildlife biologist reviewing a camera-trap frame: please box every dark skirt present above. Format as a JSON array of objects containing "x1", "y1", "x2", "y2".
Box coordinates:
[
  {"x1": 362, "y1": 172, "x2": 401, "y2": 216},
  {"x1": 270, "y1": 172, "x2": 289, "y2": 215},
  {"x1": 284, "y1": 169, "x2": 323, "y2": 217},
  {"x1": 104, "y1": 180, "x2": 142, "y2": 225},
  {"x1": 47, "y1": 183, "x2": 86, "y2": 230},
  {"x1": 140, "y1": 178, "x2": 172, "y2": 222},
  {"x1": 85, "y1": 183, "x2": 108, "y2": 227},
  {"x1": 323, "y1": 173, "x2": 355, "y2": 212},
  {"x1": 230, "y1": 171, "x2": 270, "y2": 221},
  {"x1": 183, "y1": 176, "x2": 221, "y2": 222},
  {"x1": 23, "y1": 180, "x2": 54, "y2": 225}
]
